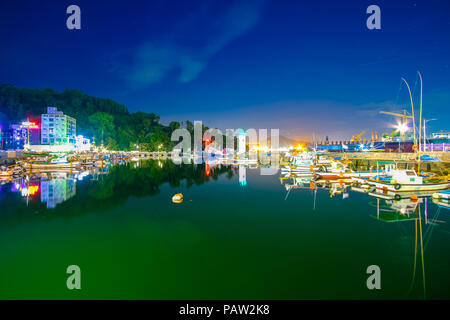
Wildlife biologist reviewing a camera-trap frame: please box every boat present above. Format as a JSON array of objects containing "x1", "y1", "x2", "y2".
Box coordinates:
[
  {"x1": 368, "y1": 189, "x2": 434, "y2": 201},
  {"x1": 432, "y1": 198, "x2": 450, "y2": 209},
  {"x1": 0, "y1": 164, "x2": 24, "y2": 177},
  {"x1": 432, "y1": 189, "x2": 450, "y2": 200},
  {"x1": 314, "y1": 160, "x2": 383, "y2": 180},
  {"x1": 281, "y1": 165, "x2": 313, "y2": 176},
  {"x1": 354, "y1": 169, "x2": 450, "y2": 192},
  {"x1": 24, "y1": 160, "x2": 81, "y2": 169}
]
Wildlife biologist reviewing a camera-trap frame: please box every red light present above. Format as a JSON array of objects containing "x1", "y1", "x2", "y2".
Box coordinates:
[
  {"x1": 29, "y1": 185, "x2": 39, "y2": 196},
  {"x1": 29, "y1": 122, "x2": 39, "y2": 129}
]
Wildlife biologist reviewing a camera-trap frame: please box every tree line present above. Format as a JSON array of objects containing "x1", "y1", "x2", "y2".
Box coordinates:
[{"x1": 0, "y1": 84, "x2": 203, "y2": 151}]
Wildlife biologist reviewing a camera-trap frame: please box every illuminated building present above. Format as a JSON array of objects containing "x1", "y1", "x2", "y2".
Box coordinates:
[
  {"x1": 75, "y1": 135, "x2": 91, "y2": 152},
  {"x1": 2, "y1": 122, "x2": 40, "y2": 150},
  {"x1": 41, "y1": 107, "x2": 76, "y2": 145},
  {"x1": 40, "y1": 179, "x2": 76, "y2": 209}
]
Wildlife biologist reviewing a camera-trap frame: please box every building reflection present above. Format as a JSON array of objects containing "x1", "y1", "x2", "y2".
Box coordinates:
[{"x1": 40, "y1": 179, "x2": 76, "y2": 209}]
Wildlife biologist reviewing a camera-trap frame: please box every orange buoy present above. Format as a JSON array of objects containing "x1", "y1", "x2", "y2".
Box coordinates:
[
  {"x1": 410, "y1": 195, "x2": 418, "y2": 202},
  {"x1": 172, "y1": 193, "x2": 183, "y2": 203}
]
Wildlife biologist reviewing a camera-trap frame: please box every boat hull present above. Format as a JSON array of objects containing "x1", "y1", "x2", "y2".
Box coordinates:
[
  {"x1": 26, "y1": 162, "x2": 81, "y2": 169},
  {"x1": 362, "y1": 180, "x2": 450, "y2": 192},
  {"x1": 432, "y1": 190, "x2": 450, "y2": 200},
  {"x1": 316, "y1": 171, "x2": 380, "y2": 180}
]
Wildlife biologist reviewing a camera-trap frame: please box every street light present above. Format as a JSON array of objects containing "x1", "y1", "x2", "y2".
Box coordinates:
[
  {"x1": 396, "y1": 123, "x2": 408, "y2": 134},
  {"x1": 396, "y1": 123, "x2": 408, "y2": 153},
  {"x1": 423, "y1": 118, "x2": 437, "y2": 151}
]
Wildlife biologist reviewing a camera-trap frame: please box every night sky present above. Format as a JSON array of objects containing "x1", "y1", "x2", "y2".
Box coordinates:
[{"x1": 1, "y1": 0, "x2": 449, "y2": 140}]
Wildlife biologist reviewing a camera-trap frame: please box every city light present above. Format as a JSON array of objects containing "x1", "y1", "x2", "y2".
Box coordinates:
[
  {"x1": 21, "y1": 121, "x2": 39, "y2": 129},
  {"x1": 396, "y1": 123, "x2": 408, "y2": 133}
]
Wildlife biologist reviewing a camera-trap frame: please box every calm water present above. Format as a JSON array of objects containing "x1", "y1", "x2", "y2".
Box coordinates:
[{"x1": 0, "y1": 159, "x2": 449, "y2": 299}]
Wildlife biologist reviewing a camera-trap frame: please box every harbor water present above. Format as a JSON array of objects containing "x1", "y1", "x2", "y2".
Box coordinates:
[{"x1": 0, "y1": 159, "x2": 449, "y2": 299}]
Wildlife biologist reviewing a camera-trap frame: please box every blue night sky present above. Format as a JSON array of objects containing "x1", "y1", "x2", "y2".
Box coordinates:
[{"x1": 0, "y1": 0, "x2": 449, "y2": 140}]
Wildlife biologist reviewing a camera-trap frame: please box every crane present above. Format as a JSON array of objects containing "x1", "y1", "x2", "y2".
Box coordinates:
[
  {"x1": 371, "y1": 131, "x2": 379, "y2": 142},
  {"x1": 350, "y1": 130, "x2": 367, "y2": 142}
]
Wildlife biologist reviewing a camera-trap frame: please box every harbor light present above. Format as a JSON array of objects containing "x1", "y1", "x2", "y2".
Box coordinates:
[{"x1": 396, "y1": 123, "x2": 408, "y2": 133}]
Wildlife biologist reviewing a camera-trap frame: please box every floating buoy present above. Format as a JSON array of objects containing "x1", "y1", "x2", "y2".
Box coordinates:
[
  {"x1": 309, "y1": 181, "x2": 314, "y2": 189},
  {"x1": 310, "y1": 165, "x2": 314, "y2": 172},
  {"x1": 410, "y1": 195, "x2": 418, "y2": 202},
  {"x1": 172, "y1": 193, "x2": 183, "y2": 203}
]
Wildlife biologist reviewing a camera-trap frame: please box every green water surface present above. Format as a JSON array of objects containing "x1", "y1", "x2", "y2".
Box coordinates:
[{"x1": 0, "y1": 160, "x2": 449, "y2": 299}]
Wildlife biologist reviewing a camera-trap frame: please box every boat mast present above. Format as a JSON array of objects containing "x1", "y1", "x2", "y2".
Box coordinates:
[
  {"x1": 417, "y1": 71, "x2": 423, "y2": 172},
  {"x1": 401, "y1": 77, "x2": 417, "y2": 147}
]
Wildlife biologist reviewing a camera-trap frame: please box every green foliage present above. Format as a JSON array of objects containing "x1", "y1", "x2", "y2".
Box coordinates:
[
  {"x1": 0, "y1": 84, "x2": 185, "y2": 151},
  {"x1": 89, "y1": 112, "x2": 115, "y2": 146}
]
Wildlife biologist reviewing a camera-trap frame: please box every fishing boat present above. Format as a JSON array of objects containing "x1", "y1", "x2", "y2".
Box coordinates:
[
  {"x1": 0, "y1": 164, "x2": 24, "y2": 177},
  {"x1": 355, "y1": 169, "x2": 450, "y2": 192},
  {"x1": 0, "y1": 168, "x2": 15, "y2": 177},
  {"x1": 432, "y1": 189, "x2": 450, "y2": 200},
  {"x1": 368, "y1": 189, "x2": 434, "y2": 201},
  {"x1": 314, "y1": 160, "x2": 383, "y2": 180},
  {"x1": 281, "y1": 164, "x2": 312, "y2": 174},
  {"x1": 432, "y1": 198, "x2": 450, "y2": 209},
  {"x1": 24, "y1": 156, "x2": 81, "y2": 169},
  {"x1": 369, "y1": 198, "x2": 420, "y2": 222}
]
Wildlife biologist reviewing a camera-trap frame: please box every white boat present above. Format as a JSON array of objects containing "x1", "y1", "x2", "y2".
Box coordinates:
[
  {"x1": 432, "y1": 198, "x2": 450, "y2": 209},
  {"x1": 281, "y1": 165, "x2": 312, "y2": 173},
  {"x1": 25, "y1": 161, "x2": 81, "y2": 169},
  {"x1": 432, "y1": 190, "x2": 450, "y2": 200},
  {"x1": 315, "y1": 160, "x2": 383, "y2": 180},
  {"x1": 356, "y1": 169, "x2": 450, "y2": 192}
]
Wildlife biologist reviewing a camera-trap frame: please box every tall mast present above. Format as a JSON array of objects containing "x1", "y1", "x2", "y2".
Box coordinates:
[{"x1": 418, "y1": 72, "x2": 423, "y2": 171}]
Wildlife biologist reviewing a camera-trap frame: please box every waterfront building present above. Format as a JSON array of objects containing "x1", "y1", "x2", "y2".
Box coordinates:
[
  {"x1": 41, "y1": 107, "x2": 76, "y2": 145},
  {"x1": 2, "y1": 122, "x2": 40, "y2": 150},
  {"x1": 75, "y1": 135, "x2": 91, "y2": 152},
  {"x1": 8, "y1": 124, "x2": 27, "y2": 149}
]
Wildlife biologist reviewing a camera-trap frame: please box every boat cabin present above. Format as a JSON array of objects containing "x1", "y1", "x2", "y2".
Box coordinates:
[{"x1": 390, "y1": 170, "x2": 423, "y2": 185}]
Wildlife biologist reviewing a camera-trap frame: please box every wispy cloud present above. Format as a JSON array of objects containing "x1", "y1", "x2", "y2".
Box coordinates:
[{"x1": 120, "y1": 0, "x2": 266, "y2": 89}]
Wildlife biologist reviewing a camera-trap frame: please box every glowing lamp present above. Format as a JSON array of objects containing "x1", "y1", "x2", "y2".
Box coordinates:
[{"x1": 396, "y1": 123, "x2": 408, "y2": 133}]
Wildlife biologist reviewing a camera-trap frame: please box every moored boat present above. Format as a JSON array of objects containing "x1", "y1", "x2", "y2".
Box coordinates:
[
  {"x1": 355, "y1": 169, "x2": 450, "y2": 192},
  {"x1": 432, "y1": 189, "x2": 450, "y2": 200}
]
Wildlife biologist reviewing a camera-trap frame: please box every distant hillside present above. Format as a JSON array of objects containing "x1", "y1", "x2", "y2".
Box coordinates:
[
  {"x1": 268, "y1": 135, "x2": 306, "y2": 148},
  {"x1": 0, "y1": 84, "x2": 183, "y2": 151}
]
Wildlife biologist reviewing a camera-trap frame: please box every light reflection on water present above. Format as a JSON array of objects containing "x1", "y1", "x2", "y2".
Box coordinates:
[{"x1": 0, "y1": 159, "x2": 449, "y2": 299}]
